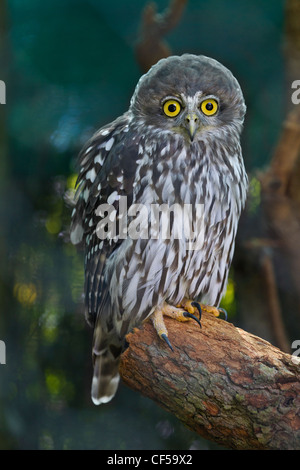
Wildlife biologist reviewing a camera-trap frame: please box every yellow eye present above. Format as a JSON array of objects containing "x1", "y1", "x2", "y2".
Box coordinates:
[
  {"x1": 200, "y1": 98, "x2": 218, "y2": 116},
  {"x1": 163, "y1": 100, "x2": 182, "y2": 117}
]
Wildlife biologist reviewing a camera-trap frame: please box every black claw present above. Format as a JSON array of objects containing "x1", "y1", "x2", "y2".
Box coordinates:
[
  {"x1": 161, "y1": 334, "x2": 174, "y2": 352},
  {"x1": 218, "y1": 308, "x2": 228, "y2": 321},
  {"x1": 183, "y1": 311, "x2": 202, "y2": 328},
  {"x1": 191, "y1": 301, "x2": 202, "y2": 321}
]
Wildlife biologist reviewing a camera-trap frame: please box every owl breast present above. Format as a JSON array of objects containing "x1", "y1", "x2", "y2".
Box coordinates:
[{"x1": 107, "y1": 130, "x2": 245, "y2": 332}]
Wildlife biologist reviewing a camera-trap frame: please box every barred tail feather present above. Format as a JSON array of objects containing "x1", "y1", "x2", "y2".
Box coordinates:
[{"x1": 91, "y1": 350, "x2": 120, "y2": 405}]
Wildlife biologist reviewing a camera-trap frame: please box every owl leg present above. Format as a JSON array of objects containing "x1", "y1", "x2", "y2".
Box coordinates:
[
  {"x1": 151, "y1": 307, "x2": 173, "y2": 351},
  {"x1": 151, "y1": 302, "x2": 201, "y2": 351}
]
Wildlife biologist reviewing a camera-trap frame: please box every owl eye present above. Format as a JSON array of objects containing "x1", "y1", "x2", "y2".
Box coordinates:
[
  {"x1": 163, "y1": 100, "x2": 182, "y2": 117},
  {"x1": 200, "y1": 98, "x2": 218, "y2": 116}
]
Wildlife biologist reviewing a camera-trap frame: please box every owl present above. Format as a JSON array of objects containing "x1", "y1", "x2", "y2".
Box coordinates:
[{"x1": 70, "y1": 54, "x2": 248, "y2": 405}]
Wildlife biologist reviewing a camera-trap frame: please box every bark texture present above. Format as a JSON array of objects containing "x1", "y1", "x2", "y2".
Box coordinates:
[{"x1": 120, "y1": 313, "x2": 300, "y2": 450}]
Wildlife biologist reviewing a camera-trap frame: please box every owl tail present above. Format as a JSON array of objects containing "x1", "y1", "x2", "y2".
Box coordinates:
[{"x1": 91, "y1": 327, "x2": 122, "y2": 405}]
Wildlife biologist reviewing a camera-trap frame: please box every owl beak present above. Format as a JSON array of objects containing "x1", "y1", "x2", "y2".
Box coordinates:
[{"x1": 185, "y1": 113, "x2": 199, "y2": 141}]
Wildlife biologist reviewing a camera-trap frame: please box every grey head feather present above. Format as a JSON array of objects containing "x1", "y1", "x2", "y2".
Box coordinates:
[{"x1": 130, "y1": 54, "x2": 246, "y2": 128}]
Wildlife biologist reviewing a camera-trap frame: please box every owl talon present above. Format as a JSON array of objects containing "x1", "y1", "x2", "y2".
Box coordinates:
[
  {"x1": 183, "y1": 311, "x2": 202, "y2": 328},
  {"x1": 200, "y1": 303, "x2": 228, "y2": 321},
  {"x1": 191, "y1": 301, "x2": 202, "y2": 321},
  {"x1": 217, "y1": 308, "x2": 228, "y2": 321},
  {"x1": 161, "y1": 334, "x2": 174, "y2": 352}
]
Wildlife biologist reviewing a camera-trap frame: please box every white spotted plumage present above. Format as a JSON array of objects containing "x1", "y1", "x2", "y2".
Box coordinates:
[{"x1": 70, "y1": 54, "x2": 248, "y2": 405}]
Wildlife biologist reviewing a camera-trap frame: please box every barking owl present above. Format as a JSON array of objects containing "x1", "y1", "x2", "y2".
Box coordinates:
[{"x1": 70, "y1": 54, "x2": 248, "y2": 405}]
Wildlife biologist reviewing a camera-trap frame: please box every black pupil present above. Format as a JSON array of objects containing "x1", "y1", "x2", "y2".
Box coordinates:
[
  {"x1": 168, "y1": 103, "x2": 177, "y2": 113},
  {"x1": 205, "y1": 102, "x2": 214, "y2": 111}
]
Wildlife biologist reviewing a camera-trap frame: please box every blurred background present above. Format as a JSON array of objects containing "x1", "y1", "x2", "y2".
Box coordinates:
[{"x1": 1, "y1": 0, "x2": 299, "y2": 450}]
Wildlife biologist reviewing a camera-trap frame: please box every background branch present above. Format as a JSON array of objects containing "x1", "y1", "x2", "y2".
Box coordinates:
[
  {"x1": 135, "y1": 0, "x2": 188, "y2": 72},
  {"x1": 260, "y1": 107, "x2": 300, "y2": 313},
  {"x1": 260, "y1": 249, "x2": 290, "y2": 353},
  {"x1": 120, "y1": 313, "x2": 300, "y2": 450}
]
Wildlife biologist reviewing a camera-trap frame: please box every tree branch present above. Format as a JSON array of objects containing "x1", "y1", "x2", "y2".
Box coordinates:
[
  {"x1": 119, "y1": 312, "x2": 300, "y2": 450},
  {"x1": 260, "y1": 107, "x2": 300, "y2": 307},
  {"x1": 135, "y1": 0, "x2": 188, "y2": 72},
  {"x1": 260, "y1": 249, "x2": 290, "y2": 353}
]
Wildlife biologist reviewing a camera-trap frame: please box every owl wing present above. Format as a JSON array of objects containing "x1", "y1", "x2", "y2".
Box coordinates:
[{"x1": 70, "y1": 112, "x2": 138, "y2": 326}]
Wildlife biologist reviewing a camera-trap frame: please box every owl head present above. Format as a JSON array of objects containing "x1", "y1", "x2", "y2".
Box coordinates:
[{"x1": 130, "y1": 54, "x2": 246, "y2": 142}]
